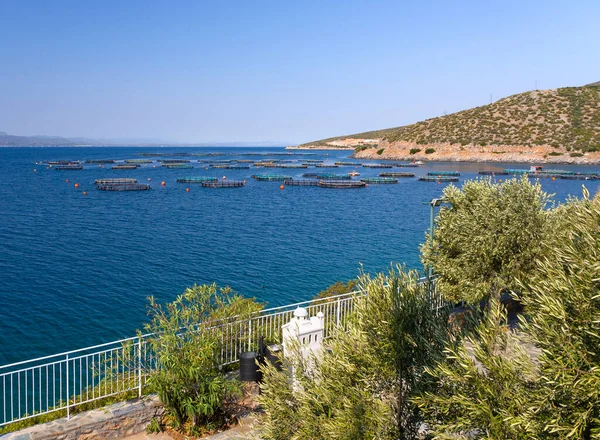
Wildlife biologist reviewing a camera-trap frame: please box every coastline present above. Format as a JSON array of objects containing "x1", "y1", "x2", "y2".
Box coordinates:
[{"x1": 288, "y1": 141, "x2": 600, "y2": 165}]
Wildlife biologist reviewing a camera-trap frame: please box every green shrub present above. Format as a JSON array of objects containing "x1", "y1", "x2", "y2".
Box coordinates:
[
  {"x1": 376, "y1": 148, "x2": 384, "y2": 155},
  {"x1": 425, "y1": 148, "x2": 435, "y2": 154},
  {"x1": 548, "y1": 151, "x2": 563, "y2": 156},
  {"x1": 570, "y1": 152, "x2": 584, "y2": 157},
  {"x1": 409, "y1": 148, "x2": 421, "y2": 155},
  {"x1": 144, "y1": 284, "x2": 262, "y2": 435}
]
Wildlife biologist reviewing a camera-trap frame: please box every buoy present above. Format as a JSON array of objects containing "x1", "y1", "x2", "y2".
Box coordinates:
[
  {"x1": 74, "y1": 183, "x2": 79, "y2": 188},
  {"x1": 148, "y1": 178, "x2": 151, "y2": 181},
  {"x1": 365, "y1": 184, "x2": 369, "y2": 187},
  {"x1": 280, "y1": 185, "x2": 284, "y2": 190},
  {"x1": 34, "y1": 169, "x2": 37, "y2": 172},
  {"x1": 153, "y1": 165, "x2": 156, "y2": 168},
  {"x1": 83, "y1": 191, "x2": 87, "y2": 195},
  {"x1": 222, "y1": 176, "x2": 226, "y2": 180},
  {"x1": 186, "y1": 187, "x2": 190, "y2": 192},
  {"x1": 161, "y1": 181, "x2": 166, "y2": 186},
  {"x1": 499, "y1": 179, "x2": 503, "y2": 183},
  {"x1": 552, "y1": 177, "x2": 556, "y2": 181},
  {"x1": 66, "y1": 179, "x2": 69, "y2": 183},
  {"x1": 437, "y1": 181, "x2": 441, "y2": 184},
  {"x1": 243, "y1": 180, "x2": 246, "y2": 184}
]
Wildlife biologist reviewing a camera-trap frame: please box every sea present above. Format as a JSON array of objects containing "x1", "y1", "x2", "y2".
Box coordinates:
[{"x1": 1, "y1": 146, "x2": 599, "y2": 366}]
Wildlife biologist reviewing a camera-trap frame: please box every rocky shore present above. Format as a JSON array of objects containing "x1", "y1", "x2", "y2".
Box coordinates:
[{"x1": 289, "y1": 140, "x2": 600, "y2": 165}]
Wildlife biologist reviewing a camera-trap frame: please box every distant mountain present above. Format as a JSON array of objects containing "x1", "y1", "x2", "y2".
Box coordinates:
[
  {"x1": 0, "y1": 132, "x2": 290, "y2": 147},
  {"x1": 301, "y1": 82, "x2": 600, "y2": 155}
]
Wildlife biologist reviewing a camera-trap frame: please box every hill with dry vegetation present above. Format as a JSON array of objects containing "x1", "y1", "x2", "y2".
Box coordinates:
[{"x1": 295, "y1": 83, "x2": 600, "y2": 163}]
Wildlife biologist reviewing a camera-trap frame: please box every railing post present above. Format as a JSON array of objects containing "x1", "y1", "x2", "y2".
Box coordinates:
[
  {"x1": 65, "y1": 354, "x2": 70, "y2": 420},
  {"x1": 248, "y1": 319, "x2": 252, "y2": 352},
  {"x1": 137, "y1": 337, "x2": 142, "y2": 398},
  {"x1": 336, "y1": 298, "x2": 341, "y2": 328}
]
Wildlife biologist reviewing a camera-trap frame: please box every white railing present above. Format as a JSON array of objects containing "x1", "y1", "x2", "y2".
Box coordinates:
[{"x1": 0, "y1": 278, "x2": 444, "y2": 428}]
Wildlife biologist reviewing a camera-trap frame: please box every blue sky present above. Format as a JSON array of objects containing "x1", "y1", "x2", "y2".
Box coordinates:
[{"x1": 1, "y1": 0, "x2": 598, "y2": 144}]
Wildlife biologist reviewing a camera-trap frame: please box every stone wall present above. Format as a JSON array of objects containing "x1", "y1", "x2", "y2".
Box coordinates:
[{"x1": 0, "y1": 396, "x2": 163, "y2": 440}]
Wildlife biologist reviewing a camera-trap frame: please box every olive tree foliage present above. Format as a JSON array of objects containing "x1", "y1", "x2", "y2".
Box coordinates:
[
  {"x1": 259, "y1": 267, "x2": 453, "y2": 440},
  {"x1": 421, "y1": 177, "x2": 551, "y2": 303},
  {"x1": 143, "y1": 284, "x2": 262, "y2": 435},
  {"x1": 414, "y1": 299, "x2": 538, "y2": 439},
  {"x1": 515, "y1": 188, "x2": 600, "y2": 438},
  {"x1": 415, "y1": 188, "x2": 600, "y2": 439}
]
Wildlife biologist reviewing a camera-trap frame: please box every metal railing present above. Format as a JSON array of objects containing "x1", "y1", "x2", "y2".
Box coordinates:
[{"x1": 0, "y1": 278, "x2": 444, "y2": 428}]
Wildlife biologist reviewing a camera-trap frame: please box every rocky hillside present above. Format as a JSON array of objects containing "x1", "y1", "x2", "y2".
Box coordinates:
[{"x1": 298, "y1": 83, "x2": 600, "y2": 163}]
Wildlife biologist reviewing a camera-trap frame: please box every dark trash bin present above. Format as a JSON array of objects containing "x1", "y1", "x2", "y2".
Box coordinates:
[{"x1": 239, "y1": 351, "x2": 260, "y2": 382}]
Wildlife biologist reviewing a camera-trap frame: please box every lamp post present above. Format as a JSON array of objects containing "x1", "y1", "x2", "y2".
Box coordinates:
[{"x1": 427, "y1": 198, "x2": 444, "y2": 280}]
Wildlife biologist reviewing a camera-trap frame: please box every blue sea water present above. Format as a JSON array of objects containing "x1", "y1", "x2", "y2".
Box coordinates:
[{"x1": 1, "y1": 146, "x2": 599, "y2": 365}]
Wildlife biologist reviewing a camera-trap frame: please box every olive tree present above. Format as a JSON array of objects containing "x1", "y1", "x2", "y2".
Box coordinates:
[
  {"x1": 421, "y1": 177, "x2": 551, "y2": 303},
  {"x1": 259, "y1": 267, "x2": 453, "y2": 440},
  {"x1": 415, "y1": 188, "x2": 600, "y2": 438}
]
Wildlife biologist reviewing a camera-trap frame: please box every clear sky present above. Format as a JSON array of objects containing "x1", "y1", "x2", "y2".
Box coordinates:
[{"x1": 1, "y1": 0, "x2": 598, "y2": 144}]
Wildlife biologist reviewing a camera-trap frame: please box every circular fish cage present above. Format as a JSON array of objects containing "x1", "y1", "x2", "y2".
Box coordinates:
[
  {"x1": 95, "y1": 178, "x2": 138, "y2": 184},
  {"x1": 251, "y1": 174, "x2": 292, "y2": 181},
  {"x1": 318, "y1": 180, "x2": 366, "y2": 189},
  {"x1": 362, "y1": 164, "x2": 393, "y2": 168},
  {"x1": 283, "y1": 179, "x2": 320, "y2": 186},
  {"x1": 176, "y1": 176, "x2": 218, "y2": 183},
  {"x1": 360, "y1": 177, "x2": 399, "y2": 184},
  {"x1": 427, "y1": 171, "x2": 460, "y2": 177},
  {"x1": 201, "y1": 180, "x2": 246, "y2": 188},
  {"x1": 112, "y1": 165, "x2": 139, "y2": 170},
  {"x1": 379, "y1": 172, "x2": 415, "y2": 178},
  {"x1": 96, "y1": 183, "x2": 151, "y2": 191},
  {"x1": 418, "y1": 176, "x2": 459, "y2": 182}
]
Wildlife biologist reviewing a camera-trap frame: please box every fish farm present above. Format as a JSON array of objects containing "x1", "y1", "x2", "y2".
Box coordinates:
[
  {"x1": 419, "y1": 176, "x2": 459, "y2": 182},
  {"x1": 251, "y1": 174, "x2": 292, "y2": 181},
  {"x1": 427, "y1": 171, "x2": 461, "y2": 176},
  {"x1": 379, "y1": 172, "x2": 415, "y2": 178},
  {"x1": 479, "y1": 171, "x2": 510, "y2": 175},
  {"x1": 112, "y1": 165, "x2": 139, "y2": 170},
  {"x1": 211, "y1": 164, "x2": 251, "y2": 169},
  {"x1": 162, "y1": 164, "x2": 193, "y2": 169},
  {"x1": 161, "y1": 159, "x2": 191, "y2": 163},
  {"x1": 201, "y1": 180, "x2": 246, "y2": 188},
  {"x1": 85, "y1": 159, "x2": 115, "y2": 164},
  {"x1": 315, "y1": 164, "x2": 339, "y2": 168},
  {"x1": 95, "y1": 178, "x2": 138, "y2": 184},
  {"x1": 125, "y1": 159, "x2": 153, "y2": 164},
  {"x1": 96, "y1": 183, "x2": 151, "y2": 191},
  {"x1": 302, "y1": 173, "x2": 351, "y2": 180},
  {"x1": 334, "y1": 162, "x2": 360, "y2": 166},
  {"x1": 396, "y1": 163, "x2": 420, "y2": 168},
  {"x1": 283, "y1": 179, "x2": 320, "y2": 186},
  {"x1": 55, "y1": 165, "x2": 83, "y2": 170},
  {"x1": 318, "y1": 180, "x2": 366, "y2": 189},
  {"x1": 362, "y1": 164, "x2": 393, "y2": 168},
  {"x1": 176, "y1": 176, "x2": 218, "y2": 183},
  {"x1": 360, "y1": 177, "x2": 399, "y2": 184}
]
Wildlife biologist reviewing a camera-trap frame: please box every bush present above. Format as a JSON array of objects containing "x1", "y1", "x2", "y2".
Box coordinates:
[
  {"x1": 144, "y1": 284, "x2": 262, "y2": 435},
  {"x1": 409, "y1": 148, "x2": 421, "y2": 155},
  {"x1": 313, "y1": 280, "x2": 357, "y2": 300},
  {"x1": 570, "y1": 152, "x2": 584, "y2": 157},
  {"x1": 548, "y1": 151, "x2": 563, "y2": 156},
  {"x1": 425, "y1": 148, "x2": 436, "y2": 154},
  {"x1": 376, "y1": 148, "x2": 384, "y2": 155},
  {"x1": 259, "y1": 267, "x2": 453, "y2": 440}
]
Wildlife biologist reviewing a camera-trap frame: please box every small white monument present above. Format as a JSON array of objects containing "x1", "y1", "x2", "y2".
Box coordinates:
[{"x1": 281, "y1": 307, "x2": 325, "y2": 359}]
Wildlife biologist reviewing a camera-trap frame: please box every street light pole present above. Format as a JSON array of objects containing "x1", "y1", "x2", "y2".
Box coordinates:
[{"x1": 428, "y1": 198, "x2": 444, "y2": 280}]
